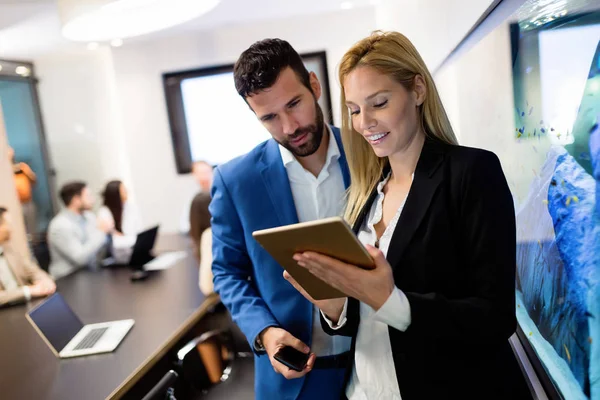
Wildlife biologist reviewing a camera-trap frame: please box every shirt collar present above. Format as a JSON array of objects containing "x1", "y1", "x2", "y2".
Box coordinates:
[{"x1": 279, "y1": 125, "x2": 340, "y2": 167}]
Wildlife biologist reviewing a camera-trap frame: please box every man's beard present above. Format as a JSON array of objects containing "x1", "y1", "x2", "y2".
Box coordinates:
[{"x1": 279, "y1": 101, "x2": 325, "y2": 158}]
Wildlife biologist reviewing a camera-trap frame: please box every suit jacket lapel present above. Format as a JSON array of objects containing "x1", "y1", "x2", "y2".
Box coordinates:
[
  {"x1": 386, "y1": 140, "x2": 445, "y2": 269},
  {"x1": 259, "y1": 139, "x2": 299, "y2": 226},
  {"x1": 350, "y1": 140, "x2": 446, "y2": 268}
]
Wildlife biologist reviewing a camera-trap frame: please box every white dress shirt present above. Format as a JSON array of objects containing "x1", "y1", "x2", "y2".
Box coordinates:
[
  {"x1": 324, "y1": 172, "x2": 413, "y2": 399},
  {"x1": 48, "y1": 210, "x2": 108, "y2": 278},
  {"x1": 279, "y1": 126, "x2": 352, "y2": 357}
]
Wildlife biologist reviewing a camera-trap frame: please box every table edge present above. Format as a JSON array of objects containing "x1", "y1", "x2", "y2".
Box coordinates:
[{"x1": 106, "y1": 293, "x2": 221, "y2": 400}]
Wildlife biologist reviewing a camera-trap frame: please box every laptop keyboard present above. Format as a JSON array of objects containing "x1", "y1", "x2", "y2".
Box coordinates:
[{"x1": 73, "y1": 327, "x2": 108, "y2": 351}]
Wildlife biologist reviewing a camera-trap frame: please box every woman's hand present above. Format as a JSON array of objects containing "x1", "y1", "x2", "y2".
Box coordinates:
[
  {"x1": 283, "y1": 271, "x2": 346, "y2": 323},
  {"x1": 293, "y1": 245, "x2": 395, "y2": 311}
]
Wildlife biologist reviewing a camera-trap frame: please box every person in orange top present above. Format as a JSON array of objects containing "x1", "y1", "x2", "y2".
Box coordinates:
[{"x1": 8, "y1": 147, "x2": 37, "y2": 235}]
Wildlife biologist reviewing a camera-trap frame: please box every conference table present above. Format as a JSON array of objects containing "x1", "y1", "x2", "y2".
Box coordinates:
[{"x1": 0, "y1": 235, "x2": 220, "y2": 400}]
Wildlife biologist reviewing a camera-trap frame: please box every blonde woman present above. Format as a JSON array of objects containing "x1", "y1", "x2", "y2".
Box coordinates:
[{"x1": 285, "y1": 31, "x2": 529, "y2": 399}]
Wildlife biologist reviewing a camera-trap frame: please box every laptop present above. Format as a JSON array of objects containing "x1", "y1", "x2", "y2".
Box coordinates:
[
  {"x1": 103, "y1": 225, "x2": 159, "y2": 268},
  {"x1": 26, "y1": 293, "x2": 134, "y2": 358},
  {"x1": 128, "y1": 225, "x2": 159, "y2": 268}
]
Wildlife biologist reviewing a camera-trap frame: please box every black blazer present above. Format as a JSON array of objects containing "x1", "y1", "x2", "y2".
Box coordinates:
[{"x1": 322, "y1": 139, "x2": 531, "y2": 399}]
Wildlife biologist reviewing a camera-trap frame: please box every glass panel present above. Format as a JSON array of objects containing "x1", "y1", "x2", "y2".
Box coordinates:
[
  {"x1": 0, "y1": 79, "x2": 54, "y2": 236},
  {"x1": 435, "y1": 1, "x2": 600, "y2": 398},
  {"x1": 511, "y1": 8, "x2": 599, "y2": 398}
]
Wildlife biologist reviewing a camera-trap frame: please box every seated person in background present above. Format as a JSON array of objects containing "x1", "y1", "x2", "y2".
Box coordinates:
[
  {"x1": 97, "y1": 180, "x2": 141, "y2": 263},
  {"x1": 189, "y1": 192, "x2": 212, "y2": 295},
  {"x1": 0, "y1": 207, "x2": 55, "y2": 307},
  {"x1": 179, "y1": 160, "x2": 214, "y2": 234},
  {"x1": 48, "y1": 181, "x2": 113, "y2": 278},
  {"x1": 8, "y1": 146, "x2": 37, "y2": 235}
]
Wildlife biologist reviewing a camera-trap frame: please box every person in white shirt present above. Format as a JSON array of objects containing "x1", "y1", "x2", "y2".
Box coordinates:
[
  {"x1": 97, "y1": 180, "x2": 141, "y2": 263},
  {"x1": 48, "y1": 181, "x2": 113, "y2": 278},
  {"x1": 98, "y1": 181, "x2": 140, "y2": 236},
  {"x1": 285, "y1": 31, "x2": 528, "y2": 399},
  {"x1": 179, "y1": 161, "x2": 214, "y2": 234},
  {"x1": 210, "y1": 38, "x2": 352, "y2": 400}
]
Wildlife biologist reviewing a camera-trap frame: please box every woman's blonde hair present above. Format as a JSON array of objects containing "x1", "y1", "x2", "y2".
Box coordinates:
[{"x1": 340, "y1": 31, "x2": 458, "y2": 225}]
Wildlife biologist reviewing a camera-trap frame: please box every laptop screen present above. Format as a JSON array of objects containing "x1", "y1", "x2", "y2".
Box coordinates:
[
  {"x1": 28, "y1": 293, "x2": 84, "y2": 352},
  {"x1": 129, "y1": 226, "x2": 159, "y2": 267}
]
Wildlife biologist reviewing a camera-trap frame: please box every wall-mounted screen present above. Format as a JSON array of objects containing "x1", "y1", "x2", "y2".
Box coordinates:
[{"x1": 163, "y1": 52, "x2": 332, "y2": 172}]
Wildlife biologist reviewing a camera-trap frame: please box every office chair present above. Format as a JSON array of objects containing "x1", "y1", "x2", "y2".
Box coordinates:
[
  {"x1": 175, "y1": 328, "x2": 254, "y2": 399},
  {"x1": 142, "y1": 370, "x2": 179, "y2": 400}
]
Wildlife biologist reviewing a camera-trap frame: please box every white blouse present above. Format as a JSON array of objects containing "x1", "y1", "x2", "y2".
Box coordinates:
[
  {"x1": 323, "y1": 172, "x2": 413, "y2": 400},
  {"x1": 97, "y1": 202, "x2": 142, "y2": 264}
]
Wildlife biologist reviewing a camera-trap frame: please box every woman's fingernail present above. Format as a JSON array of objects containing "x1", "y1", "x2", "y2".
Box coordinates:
[{"x1": 298, "y1": 261, "x2": 306, "y2": 267}]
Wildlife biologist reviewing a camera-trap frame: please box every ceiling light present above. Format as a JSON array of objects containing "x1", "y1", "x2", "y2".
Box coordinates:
[
  {"x1": 111, "y1": 38, "x2": 124, "y2": 47},
  {"x1": 341, "y1": 2, "x2": 354, "y2": 10},
  {"x1": 0, "y1": 65, "x2": 3, "y2": 72},
  {"x1": 87, "y1": 42, "x2": 100, "y2": 50},
  {"x1": 58, "y1": 0, "x2": 221, "y2": 42},
  {"x1": 15, "y1": 66, "x2": 31, "y2": 77}
]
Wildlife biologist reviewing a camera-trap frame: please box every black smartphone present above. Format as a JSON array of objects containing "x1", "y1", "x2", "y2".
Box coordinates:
[{"x1": 273, "y1": 346, "x2": 310, "y2": 372}]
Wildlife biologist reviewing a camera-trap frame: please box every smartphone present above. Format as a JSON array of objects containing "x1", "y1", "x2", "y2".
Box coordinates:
[{"x1": 274, "y1": 346, "x2": 311, "y2": 372}]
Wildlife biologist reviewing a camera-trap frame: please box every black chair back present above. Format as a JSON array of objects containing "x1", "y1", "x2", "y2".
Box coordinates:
[{"x1": 142, "y1": 370, "x2": 178, "y2": 400}]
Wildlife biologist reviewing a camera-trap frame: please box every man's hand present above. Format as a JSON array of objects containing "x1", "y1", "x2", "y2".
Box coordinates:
[{"x1": 260, "y1": 327, "x2": 316, "y2": 379}]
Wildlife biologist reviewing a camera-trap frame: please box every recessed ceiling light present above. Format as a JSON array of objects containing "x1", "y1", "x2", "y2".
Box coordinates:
[
  {"x1": 87, "y1": 42, "x2": 99, "y2": 50},
  {"x1": 59, "y1": 0, "x2": 221, "y2": 42},
  {"x1": 15, "y1": 66, "x2": 30, "y2": 77},
  {"x1": 341, "y1": 1, "x2": 354, "y2": 10},
  {"x1": 110, "y1": 38, "x2": 123, "y2": 47}
]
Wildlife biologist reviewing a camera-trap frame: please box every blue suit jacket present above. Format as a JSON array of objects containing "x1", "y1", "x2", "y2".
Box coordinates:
[{"x1": 210, "y1": 127, "x2": 350, "y2": 399}]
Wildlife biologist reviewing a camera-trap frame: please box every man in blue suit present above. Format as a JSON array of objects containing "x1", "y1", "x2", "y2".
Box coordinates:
[{"x1": 210, "y1": 39, "x2": 352, "y2": 399}]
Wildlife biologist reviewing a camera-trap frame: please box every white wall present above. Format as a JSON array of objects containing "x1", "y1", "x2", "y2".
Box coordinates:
[
  {"x1": 435, "y1": 21, "x2": 551, "y2": 206},
  {"x1": 36, "y1": 7, "x2": 377, "y2": 233},
  {"x1": 375, "y1": 0, "x2": 496, "y2": 71},
  {"x1": 36, "y1": 47, "x2": 134, "y2": 210}
]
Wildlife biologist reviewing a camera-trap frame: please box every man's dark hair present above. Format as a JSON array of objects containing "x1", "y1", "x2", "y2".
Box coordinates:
[
  {"x1": 0, "y1": 207, "x2": 6, "y2": 221},
  {"x1": 234, "y1": 38, "x2": 312, "y2": 99},
  {"x1": 60, "y1": 181, "x2": 87, "y2": 206}
]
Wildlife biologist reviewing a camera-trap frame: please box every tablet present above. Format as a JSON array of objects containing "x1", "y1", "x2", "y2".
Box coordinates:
[{"x1": 252, "y1": 216, "x2": 374, "y2": 300}]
